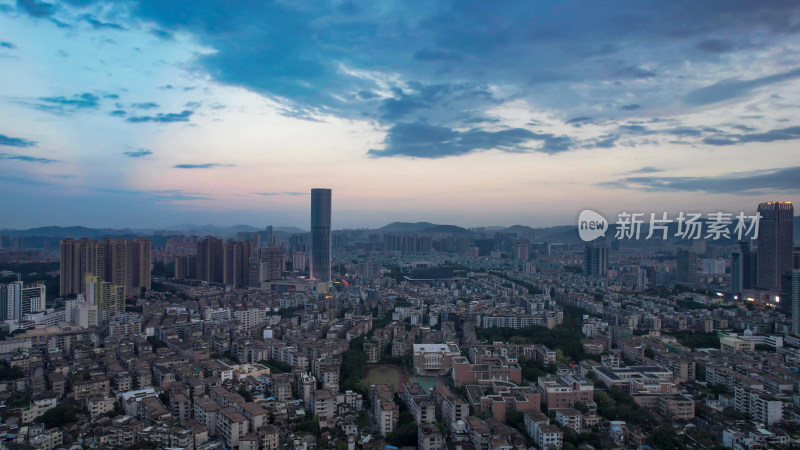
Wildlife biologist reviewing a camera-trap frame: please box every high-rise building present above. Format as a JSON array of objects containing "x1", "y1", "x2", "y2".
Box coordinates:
[
  {"x1": 293, "y1": 252, "x2": 307, "y2": 272},
  {"x1": 3, "y1": 281, "x2": 22, "y2": 321},
  {"x1": 0, "y1": 281, "x2": 45, "y2": 323},
  {"x1": 174, "y1": 255, "x2": 197, "y2": 280},
  {"x1": 310, "y1": 188, "x2": 332, "y2": 282},
  {"x1": 794, "y1": 246, "x2": 800, "y2": 270},
  {"x1": 224, "y1": 240, "x2": 253, "y2": 288},
  {"x1": 128, "y1": 238, "x2": 152, "y2": 295},
  {"x1": 60, "y1": 238, "x2": 151, "y2": 298},
  {"x1": 676, "y1": 249, "x2": 699, "y2": 283},
  {"x1": 249, "y1": 247, "x2": 282, "y2": 287},
  {"x1": 513, "y1": 240, "x2": 530, "y2": 262},
  {"x1": 756, "y1": 202, "x2": 794, "y2": 291},
  {"x1": 793, "y1": 270, "x2": 800, "y2": 337},
  {"x1": 85, "y1": 274, "x2": 125, "y2": 324},
  {"x1": 264, "y1": 225, "x2": 274, "y2": 247},
  {"x1": 584, "y1": 243, "x2": 608, "y2": 277},
  {"x1": 196, "y1": 237, "x2": 224, "y2": 283},
  {"x1": 11, "y1": 237, "x2": 24, "y2": 251},
  {"x1": 730, "y1": 241, "x2": 757, "y2": 295},
  {"x1": 21, "y1": 282, "x2": 45, "y2": 320}
]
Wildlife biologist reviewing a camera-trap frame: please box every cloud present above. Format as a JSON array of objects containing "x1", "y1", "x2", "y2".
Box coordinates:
[
  {"x1": 0, "y1": 134, "x2": 36, "y2": 147},
  {"x1": 664, "y1": 127, "x2": 703, "y2": 137},
  {"x1": 16, "y1": 0, "x2": 56, "y2": 18},
  {"x1": 126, "y1": 110, "x2": 193, "y2": 123},
  {"x1": 702, "y1": 136, "x2": 738, "y2": 146},
  {"x1": 32, "y1": 92, "x2": 100, "y2": 114},
  {"x1": 622, "y1": 166, "x2": 664, "y2": 175},
  {"x1": 566, "y1": 116, "x2": 593, "y2": 125},
  {"x1": 150, "y1": 28, "x2": 173, "y2": 39},
  {"x1": 123, "y1": 149, "x2": 153, "y2": 157},
  {"x1": 368, "y1": 122, "x2": 573, "y2": 158},
  {"x1": 593, "y1": 135, "x2": 619, "y2": 148},
  {"x1": 357, "y1": 90, "x2": 378, "y2": 100},
  {"x1": 0, "y1": 153, "x2": 56, "y2": 163},
  {"x1": 118, "y1": 0, "x2": 800, "y2": 160},
  {"x1": 0, "y1": 42, "x2": 16, "y2": 49},
  {"x1": 253, "y1": 191, "x2": 308, "y2": 196},
  {"x1": 695, "y1": 39, "x2": 734, "y2": 53},
  {"x1": 80, "y1": 14, "x2": 126, "y2": 30},
  {"x1": 413, "y1": 48, "x2": 462, "y2": 62},
  {"x1": 700, "y1": 126, "x2": 800, "y2": 145},
  {"x1": 684, "y1": 67, "x2": 800, "y2": 106},
  {"x1": 109, "y1": 110, "x2": 126, "y2": 116},
  {"x1": 0, "y1": 175, "x2": 52, "y2": 186},
  {"x1": 600, "y1": 166, "x2": 800, "y2": 195},
  {"x1": 41, "y1": 93, "x2": 99, "y2": 108},
  {"x1": 616, "y1": 65, "x2": 657, "y2": 79},
  {"x1": 97, "y1": 188, "x2": 210, "y2": 202},
  {"x1": 131, "y1": 102, "x2": 159, "y2": 109},
  {"x1": 173, "y1": 163, "x2": 234, "y2": 169},
  {"x1": 738, "y1": 126, "x2": 800, "y2": 143}
]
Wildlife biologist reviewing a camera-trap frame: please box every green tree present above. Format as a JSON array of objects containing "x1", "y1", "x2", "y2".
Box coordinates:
[
  {"x1": 39, "y1": 405, "x2": 78, "y2": 428},
  {"x1": 238, "y1": 387, "x2": 253, "y2": 402}
]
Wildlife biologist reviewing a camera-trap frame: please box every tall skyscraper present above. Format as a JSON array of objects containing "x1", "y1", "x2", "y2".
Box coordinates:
[
  {"x1": 584, "y1": 243, "x2": 608, "y2": 277},
  {"x1": 310, "y1": 188, "x2": 332, "y2": 282},
  {"x1": 756, "y1": 202, "x2": 794, "y2": 291},
  {"x1": 793, "y1": 270, "x2": 800, "y2": 337}
]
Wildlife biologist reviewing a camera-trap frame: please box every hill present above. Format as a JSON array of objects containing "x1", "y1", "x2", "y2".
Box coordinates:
[
  {"x1": 379, "y1": 222, "x2": 436, "y2": 232},
  {"x1": 419, "y1": 224, "x2": 474, "y2": 236}
]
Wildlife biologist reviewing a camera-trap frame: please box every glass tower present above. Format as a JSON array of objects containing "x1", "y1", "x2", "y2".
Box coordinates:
[{"x1": 310, "y1": 188, "x2": 332, "y2": 282}]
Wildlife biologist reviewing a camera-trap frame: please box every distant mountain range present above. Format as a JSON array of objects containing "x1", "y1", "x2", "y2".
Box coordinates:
[
  {"x1": 2, "y1": 217, "x2": 798, "y2": 243},
  {"x1": 0, "y1": 224, "x2": 307, "y2": 239}
]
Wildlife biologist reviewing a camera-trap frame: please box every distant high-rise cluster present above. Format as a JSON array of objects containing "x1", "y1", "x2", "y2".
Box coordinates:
[
  {"x1": 175, "y1": 237, "x2": 282, "y2": 288},
  {"x1": 310, "y1": 188, "x2": 332, "y2": 282},
  {"x1": 60, "y1": 237, "x2": 151, "y2": 298}
]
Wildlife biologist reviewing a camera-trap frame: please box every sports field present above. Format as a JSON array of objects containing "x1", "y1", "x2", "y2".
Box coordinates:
[{"x1": 360, "y1": 365, "x2": 406, "y2": 392}]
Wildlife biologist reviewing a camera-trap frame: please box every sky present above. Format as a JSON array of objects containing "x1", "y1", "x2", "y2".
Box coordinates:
[{"x1": 1, "y1": 0, "x2": 800, "y2": 230}]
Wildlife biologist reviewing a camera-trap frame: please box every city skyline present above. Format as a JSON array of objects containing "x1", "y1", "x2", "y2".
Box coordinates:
[
  {"x1": 2, "y1": 1, "x2": 800, "y2": 228},
  {"x1": 3, "y1": 2, "x2": 800, "y2": 448}
]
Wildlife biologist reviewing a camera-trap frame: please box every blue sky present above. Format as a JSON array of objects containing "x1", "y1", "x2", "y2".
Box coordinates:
[{"x1": 1, "y1": 0, "x2": 799, "y2": 229}]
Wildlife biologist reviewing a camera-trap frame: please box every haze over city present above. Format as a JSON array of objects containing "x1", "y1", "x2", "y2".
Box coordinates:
[{"x1": 2, "y1": 1, "x2": 800, "y2": 229}]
